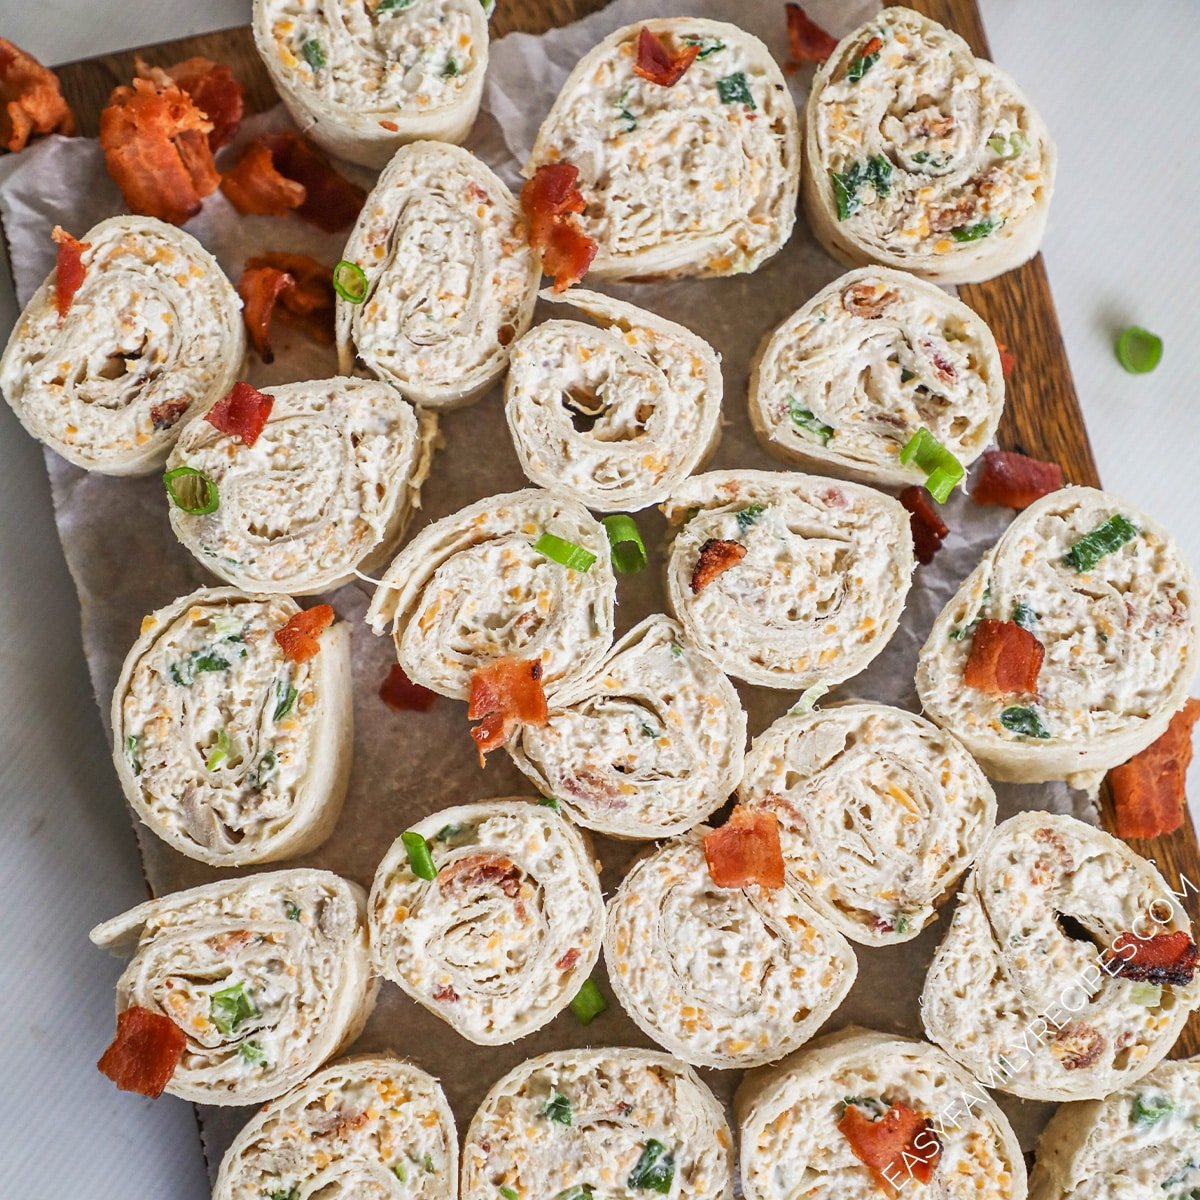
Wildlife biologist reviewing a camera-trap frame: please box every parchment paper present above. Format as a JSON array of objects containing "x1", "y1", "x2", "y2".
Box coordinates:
[{"x1": 0, "y1": 0, "x2": 1093, "y2": 1178}]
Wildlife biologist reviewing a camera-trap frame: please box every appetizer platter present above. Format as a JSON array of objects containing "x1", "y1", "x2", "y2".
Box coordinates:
[{"x1": 1, "y1": 0, "x2": 1198, "y2": 1197}]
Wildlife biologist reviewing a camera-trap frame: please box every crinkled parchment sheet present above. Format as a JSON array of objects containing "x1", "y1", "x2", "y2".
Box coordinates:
[{"x1": 0, "y1": 0, "x2": 1093, "y2": 1176}]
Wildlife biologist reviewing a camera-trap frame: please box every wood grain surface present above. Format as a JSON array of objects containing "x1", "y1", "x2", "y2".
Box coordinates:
[{"x1": 47, "y1": 0, "x2": 1200, "y2": 1059}]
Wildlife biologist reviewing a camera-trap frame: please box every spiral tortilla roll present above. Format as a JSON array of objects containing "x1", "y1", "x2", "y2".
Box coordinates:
[
  {"x1": 736, "y1": 1027, "x2": 1027, "y2": 1200},
  {"x1": 111, "y1": 587, "x2": 352, "y2": 867},
  {"x1": 505, "y1": 289, "x2": 723, "y2": 511},
  {"x1": 166, "y1": 376, "x2": 435, "y2": 596},
  {"x1": 214, "y1": 1055, "x2": 457, "y2": 1200},
  {"x1": 462, "y1": 1047, "x2": 734, "y2": 1200},
  {"x1": 738, "y1": 702, "x2": 995, "y2": 945},
  {"x1": 1029, "y1": 1056, "x2": 1200, "y2": 1200},
  {"x1": 0, "y1": 215, "x2": 243, "y2": 475},
  {"x1": 336, "y1": 141, "x2": 539, "y2": 408},
  {"x1": 251, "y1": 0, "x2": 488, "y2": 168},
  {"x1": 916, "y1": 486, "x2": 1200, "y2": 786},
  {"x1": 90, "y1": 869, "x2": 377, "y2": 1106},
  {"x1": 748, "y1": 267, "x2": 1004, "y2": 486},
  {"x1": 921, "y1": 812, "x2": 1200, "y2": 1102},
  {"x1": 662, "y1": 470, "x2": 913, "y2": 690},
  {"x1": 604, "y1": 830, "x2": 856, "y2": 1069},
  {"x1": 525, "y1": 18, "x2": 799, "y2": 281},
  {"x1": 366, "y1": 487, "x2": 616, "y2": 699},
  {"x1": 802, "y1": 7, "x2": 1056, "y2": 285}
]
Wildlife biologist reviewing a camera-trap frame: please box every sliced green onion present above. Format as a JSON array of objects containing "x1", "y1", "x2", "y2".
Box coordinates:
[
  {"x1": 790, "y1": 682, "x2": 828, "y2": 714},
  {"x1": 1062, "y1": 514, "x2": 1139, "y2": 573},
  {"x1": 735, "y1": 503, "x2": 765, "y2": 531},
  {"x1": 628, "y1": 1140, "x2": 675, "y2": 1193},
  {"x1": 169, "y1": 648, "x2": 231, "y2": 686},
  {"x1": 670, "y1": 643, "x2": 684, "y2": 659},
  {"x1": 601, "y1": 514, "x2": 647, "y2": 574},
  {"x1": 542, "y1": 1092, "x2": 573, "y2": 1125},
  {"x1": 899, "y1": 427, "x2": 964, "y2": 502},
  {"x1": 210, "y1": 981, "x2": 259, "y2": 1035},
  {"x1": 301, "y1": 38, "x2": 326, "y2": 70},
  {"x1": 402, "y1": 830, "x2": 438, "y2": 881},
  {"x1": 554, "y1": 1189, "x2": 593, "y2": 1200},
  {"x1": 569, "y1": 978, "x2": 607, "y2": 1025},
  {"x1": 239, "y1": 1040, "x2": 266, "y2": 1064},
  {"x1": 895, "y1": 915, "x2": 911, "y2": 935},
  {"x1": 125, "y1": 734, "x2": 142, "y2": 775},
  {"x1": 332, "y1": 260, "x2": 367, "y2": 304},
  {"x1": 537, "y1": 796, "x2": 559, "y2": 810},
  {"x1": 716, "y1": 72, "x2": 755, "y2": 108},
  {"x1": 423, "y1": 1154, "x2": 436, "y2": 1174},
  {"x1": 640, "y1": 722, "x2": 659, "y2": 739},
  {"x1": 499, "y1": 1190, "x2": 519, "y2": 1200},
  {"x1": 378, "y1": 0, "x2": 416, "y2": 10},
  {"x1": 951, "y1": 219, "x2": 999, "y2": 242},
  {"x1": 267, "y1": 1188, "x2": 297, "y2": 1200},
  {"x1": 831, "y1": 155, "x2": 891, "y2": 221},
  {"x1": 999, "y1": 706, "x2": 1051, "y2": 739},
  {"x1": 250, "y1": 749, "x2": 279, "y2": 789},
  {"x1": 163, "y1": 465, "x2": 219, "y2": 515},
  {"x1": 1129, "y1": 982, "x2": 1162, "y2": 1006},
  {"x1": 1131, "y1": 1094, "x2": 1175, "y2": 1127},
  {"x1": 206, "y1": 728, "x2": 232, "y2": 771},
  {"x1": 211, "y1": 613, "x2": 243, "y2": 639},
  {"x1": 273, "y1": 680, "x2": 298, "y2": 722},
  {"x1": 434, "y1": 823, "x2": 463, "y2": 842},
  {"x1": 534, "y1": 531, "x2": 596, "y2": 572},
  {"x1": 391, "y1": 1164, "x2": 407, "y2": 1184},
  {"x1": 847, "y1": 51, "x2": 879, "y2": 82},
  {"x1": 442, "y1": 56, "x2": 459, "y2": 78},
  {"x1": 683, "y1": 36, "x2": 724, "y2": 57},
  {"x1": 787, "y1": 395, "x2": 833, "y2": 443},
  {"x1": 1011, "y1": 602, "x2": 1037, "y2": 631},
  {"x1": 987, "y1": 131, "x2": 1028, "y2": 159},
  {"x1": 285, "y1": 901, "x2": 301, "y2": 920},
  {"x1": 1114, "y1": 326, "x2": 1163, "y2": 374}
]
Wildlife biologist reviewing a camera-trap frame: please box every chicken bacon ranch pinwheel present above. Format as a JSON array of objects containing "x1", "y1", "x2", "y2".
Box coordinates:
[
  {"x1": 736, "y1": 1028, "x2": 1027, "y2": 1200},
  {"x1": 507, "y1": 615, "x2": 745, "y2": 840},
  {"x1": 1029, "y1": 1056, "x2": 1200, "y2": 1200},
  {"x1": 921, "y1": 812, "x2": 1200, "y2": 1102},
  {"x1": 213, "y1": 1055, "x2": 457, "y2": 1200},
  {"x1": 524, "y1": 18, "x2": 800, "y2": 281},
  {"x1": 0, "y1": 216, "x2": 243, "y2": 475},
  {"x1": 917, "y1": 486, "x2": 1200, "y2": 786},
  {"x1": 662, "y1": 470, "x2": 913, "y2": 690},
  {"x1": 748, "y1": 267, "x2": 1005, "y2": 487},
  {"x1": 802, "y1": 7, "x2": 1056, "y2": 284},
  {"x1": 92, "y1": 869, "x2": 377, "y2": 1105},
  {"x1": 368, "y1": 799, "x2": 604, "y2": 1044},
  {"x1": 165, "y1": 377, "x2": 434, "y2": 595},
  {"x1": 604, "y1": 828, "x2": 856, "y2": 1069},
  {"x1": 336, "y1": 141, "x2": 539, "y2": 408},
  {"x1": 504, "y1": 289, "x2": 723, "y2": 512},
  {"x1": 251, "y1": 0, "x2": 489, "y2": 168},
  {"x1": 462, "y1": 1048, "x2": 734, "y2": 1200}
]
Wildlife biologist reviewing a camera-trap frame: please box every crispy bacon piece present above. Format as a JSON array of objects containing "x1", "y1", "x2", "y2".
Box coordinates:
[
  {"x1": 97, "y1": 1005, "x2": 186, "y2": 1098},
  {"x1": 1112, "y1": 699, "x2": 1200, "y2": 840},
  {"x1": 899, "y1": 486, "x2": 949, "y2": 565},
  {"x1": 0, "y1": 38, "x2": 75, "y2": 152},
  {"x1": 972, "y1": 449, "x2": 1064, "y2": 510},
  {"x1": 238, "y1": 251, "x2": 335, "y2": 363},
  {"x1": 220, "y1": 141, "x2": 305, "y2": 217},
  {"x1": 996, "y1": 341, "x2": 1015, "y2": 379},
  {"x1": 556, "y1": 947, "x2": 581, "y2": 971},
  {"x1": 633, "y1": 27, "x2": 700, "y2": 87},
  {"x1": 52, "y1": 225, "x2": 88, "y2": 320},
  {"x1": 237, "y1": 261, "x2": 293, "y2": 363},
  {"x1": 690, "y1": 538, "x2": 746, "y2": 594},
  {"x1": 99, "y1": 78, "x2": 219, "y2": 224},
  {"x1": 432, "y1": 983, "x2": 459, "y2": 1002},
  {"x1": 468, "y1": 657, "x2": 548, "y2": 764},
  {"x1": 842, "y1": 281, "x2": 898, "y2": 318},
  {"x1": 1048, "y1": 1023, "x2": 1105, "y2": 1071},
  {"x1": 837, "y1": 1102, "x2": 941, "y2": 1198},
  {"x1": 137, "y1": 56, "x2": 243, "y2": 150},
  {"x1": 438, "y1": 852, "x2": 522, "y2": 899},
  {"x1": 1110, "y1": 930, "x2": 1199, "y2": 987},
  {"x1": 520, "y1": 163, "x2": 597, "y2": 292},
  {"x1": 703, "y1": 806, "x2": 785, "y2": 890},
  {"x1": 784, "y1": 4, "x2": 839, "y2": 70},
  {"x1": 149, "y1": 398, "x2": 190, "y2": 431},
  {"x1": 275, "y1": 604, "x2": 335, "y2": 663},
  {"x1": 964, "y1": 619, "x2": 1044, "y2": 695},
  {"x1": 379, "y1": 664, "x2": 438, "y2": 713},
  {"x1": 205, "y1": 381, "x2": 274, "y2": 447}
]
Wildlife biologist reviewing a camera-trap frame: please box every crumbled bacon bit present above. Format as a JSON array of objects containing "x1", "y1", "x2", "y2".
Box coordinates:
[
  {"x1": 237, "y1": 262, "x2": 293, "y2": 363},
  {"x1": 922, "y1": 338, "x2": 958, "y2": 384},
  {"x1": 379, "y1": 664, "x2": 438, "y2": 713},
  {"x1": 899, "y1": 486, "x2": 948, "y2": 565},
  {"x1": 996, "y1": 341, "x2": 1015, "y2": 379},
  {"x1": 149, "y1": 398, "x2": 190, "y2": 431},
  {"x1": 136, "y1": 56, "x2": 243, "y2": 150},
  {"x1": 520, "y1": 163, "x2": 597, "y2": 292},
  {"x1": 468, "y1": 657, "x2": 548, "y2": 764},
  {"x1": 784, "y1": 4, "x2": 839, "y2": 70},
  {"x1": 438, "y1": 852, "x2": 522, "y2": 899},
  {"x1": 838, "y1": 1101, "x2": 941, "y2": 1197},
  {"x1": 633, "y1": 27, "x2": 700, "y2": 87},
  {"x1": 972, "y1": 450, "x2": 1064, "y2": 509},
  {"x1": 1112, "y1": 699, "x2": 1200, "y2": 840},
  {"x1": 842, "y1": 282, "x2": 898, "y2": 318},
  {"x1": 0, "y1": 38, "x2": 74, "y2": 152},
  {"x1": 97, "y1": 1005, "x2": 186, "y2": 1098},
  {"x1": 860, "y1": 35, "x2": 884, "y2": 58},
  {"x1": 556, "y1": 948, "x2": 581, "y2": 971},
  {"x1": 275, "y1": 604, "x2": 335, "y2": 663},
  {"x1": 432, "y1": 983, "x2": 459, "y2": 1003},
  {"x1": 703, "y1": 806, "x2": 785, "y2": 890},
  {"x1": 237, "y1": 251, "x2": 335, "y2": 363},
  {"x1": 1048, "y1": 1023, "x2": 1105, "y2": 1071},
  {"x1": 219, "y1": 141, "x2": 305, "y2": 217},
  {"x1": 1110, "y1": 930, "x2": 1198, "y2": 987},
  {"x1": 963, "y1": 619, "x2": 1044, "y2": 694},
  {"x1": 51, "y1": 225, "x2": 88, "y2": 320},
  {"x1": 690, "y1": 538, "x2": 746, "y2": 594},
  {"x1": 205, "y1": 381, "x2": 274, "y2": 447}
]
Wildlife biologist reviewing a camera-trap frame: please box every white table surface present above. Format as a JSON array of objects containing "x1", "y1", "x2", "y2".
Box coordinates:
[{"x1": 0, "y1": 3, "x2": 1196, "y2": 1196}]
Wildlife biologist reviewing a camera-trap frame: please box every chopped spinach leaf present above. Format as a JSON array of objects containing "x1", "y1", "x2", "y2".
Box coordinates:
[
  {"x1": 683, "y1": 36, "x2": 724, "y2": 57},
  {"x1": 210, "y1": 981, "x2": 259, "y2": 1036},
  {"x1": 951, "y1": 218, "x2": 999, "y2": 242},
  {"x1": 239, "y1": 1040, "x2": 265, "y2": 1065},
  {"x1": 272, "y1": 680, "x2": 298, "y2": 722},
  {"x1": 847, "y1": 51, "x2": 879, "y2": 82},
  {"x1": 787, "y1": 395, "x2": 834, "y2": 443},
  {"x1": 716, "y1": 72, "x2": 754, "y2": 108},
  {"x1": 250, "y1": 749, "x2": 279, "y2": 790},
  {"x1": 542, "y1": 1091, "x2": 572, "y2": 1125},
  {"x1": 1011, "y1": 602, "x2": 1037, "y2": 631},
  {"x1": 125, "y1": 734, "x2": 142, "y2": 775},
  {"x1": 1131, "y1": 1093, "x2": 1175, "y2": 1126},
  {"x1": 169, "y1": 649, "x2": 232, "y2": 686},
  {"x1": 628, "y1": 1140, "x2": 675, "y2": 1193},
  {"x1": 736, "y1": 503, "x2": 766, "y2": 530},
  {"x1": 999, "y1": 706, "x2": 1051, "y2": 739},
  {"x1": 831, "y1": 154, "x2": 892, "y2": 220},
  {"x1": 301, "y1": 38, "x2": 326, "y2": 70}
]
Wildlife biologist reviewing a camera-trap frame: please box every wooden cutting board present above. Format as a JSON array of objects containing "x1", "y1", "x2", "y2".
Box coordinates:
[{"x1": 46, "y1": 0, "x2": 1200, "y2": 1062}]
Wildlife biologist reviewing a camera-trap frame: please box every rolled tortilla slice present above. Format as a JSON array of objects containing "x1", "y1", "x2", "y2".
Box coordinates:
[
  {"x1": 921, "y1": 812, "x2": 1200, "y2": 1102},
  {"x1": 0, "y1": 215, "x2": 243, "y2": 475},
  {"x1": 916, "y1": 486, "x2": 1200, "y2": 786},
  {"x1": 368, "y1": 799, "x2": 603, "y2": 1044},
  {"x1": 526, "y1": 18, "x2": 799, "y2": 281},
  {"x1": 90, "y1": 869, "x2": 377, "y2": 1106},
  {"x1": 736, "y1": 1027, "x2": 1027, "y2": 1200},
  {"x1": 366, "y1": 487, "x2": 616, "y2": 700},
  {"x1": 112, "y1": 587, "x2": 352, "y2": 867},
  {"x1": 738, "y1": 702, "x2": 996, "y2": 945},
  {"x1": 604, "y1": 830, "x2": 856, "y2": 1069},
  {"x1": 662, "y1": 470, "x2": 913, "y2": 690},
  {"x1": 507, "y1": 614, "x2": 746, "y2": 839},
  {"x1": 1029, "y1": 1056, "x2": 1200, "y2": 1200},
  {"x1": 748, "y1": 267, "x2": 1004, "y2": 486},
  {"x1": 251, "y1": 0, "x2": 488, "y2": 168},
  {"x1": 213, "y1": 1055, "x2": 457, "y2": 1200},
  {"x1": 505, "y1": 288, "x2": 723, "y2": 511},
  {"x1": 336, "y1": 141, "x2": 540, "y2": 408},
  {"x1": 802, "y1": 6, "x2": 1056, "y2": 285},
  {"x1": 166, "y1": 377, "x2": 435, "y2": 595},
  {"x1": 462, "y1": 1047, "x2": 734, "y2": 1200}
]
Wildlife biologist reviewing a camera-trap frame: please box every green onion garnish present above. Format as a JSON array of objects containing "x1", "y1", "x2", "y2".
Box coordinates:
[
  {"x1": 1011, "y1": 602, "x2": 1037, "y2": 631},
  {"x1": 554, "y1": 1189, "x2": 593, "y2": 1200},
  {"x1": 378, "y1": 0, "x2": 416, "y2": 10},
  {"x1": 542, "y1": 1092, "x2": 573, "y2": 1125},
  {"x1": 402, "y1": 831, "x2": 438, "y2": 881},
  {"x1": 999, "y1": 706, "x2": 1051, "y2": 739},
  {"x1": 434, "y1": 823, "x2": 463, "y2": 842},
  {"x1": 735, "y1": 503, "x2": 765, "y2": 531},
  {"x1": 628, "y1": 1140, "x2": 676, "y2": 1193},
  {"x1": 285, "y1": 901, "x2": 301, "y2": 920},
  {"x1": 239, "y1": 1040, "x2": 266, "y2": 1064},
  {"x1": 273, "y1": 680, "x2": 298, "y2": 722},
  {"x1": 1129, "y1": 982, "x2": 1161, "y2": 1006},
  {"x1": 787, "y1": 396, "x2": 833, "y2": 444},
  {"x1": 391, "y1": 1163, "x2": 407, "y2": 1183},
  {"x1": 716, "y1": 72, "x2": 755, "y2": 108},
  {"x1": 790, "y1": 681, "x2": 828, "y2": 714},
  {"x1": 847, "y1": 51, "x2": 879, "y2": 82},
  {"x1": 250, "y1": 749, "x2": 279, "y2": 789},
  {"x1": 899, "y1": 427, "x2": 964, "y2": 502},
  {"x1": 831, "y1": 155, "x2": 891, "y2": 220},
  {"x1": 206, "y1": 728, "x2": 232, "y2": 771},
  {"x1": 210, "y1": 981, "x2": 259, "y2": 1035},
  {"x1": 534, "y1": 531, "x2": 596, "y2": 572},
  {"x1": 569, "y1": 978, "x2": 607, "y2": 1025},
  {"x1": 442, "y1": 57, "x2": 459, "y2": 78},
  {"x1": 211, "y1": 613, "x2": 242, "y2": 639},
  {"x1": 1131, "y1": 1094, "x2": 1175, "y2": 1127},
  {"x1": 895, "y1": 915, "x2": 910, "y2": 935},
  {"x1": 332, "y1": 260, "x2": 368, "y2": 304},
  {"x1": 537, "y1": 796, "x2": 559, "y2": 810},
  {"x1": 499, "y1": 1190, "x2": 519, "y2": 1200},
  {"x1": 163, "y1": 465, "x2": 219, "y2": 515},
  {"x1": 987, "y1": 131, "x2": 1028, "y2": 159},
  {"x1": 951, "y1": 219, "x2": 999, "y2": 242},
  {"x1": 1062, "y1": 514, "x2": 1139, "y2": 573},
  {"x1": 301, "y1": 38, "x2": 326, "y2": 70},
  {"x1": 125, "y1": 734, "x2": 142, "y2": 775},
  {"x1": 169, "y1": 649, "x2": 231, "y2": 686},
  {"x1": 670, "y1": 643, "x2": 683, "y2": 659},
  {"x1": 683, "y1": 36, "x2": 724, "y2": 57},
  {"x1": 1114, "y1": 326, "x2": 1163, "y2": 374},
  {"x1": 601, "y1": 514, "x2": 647, "y2": 574}
]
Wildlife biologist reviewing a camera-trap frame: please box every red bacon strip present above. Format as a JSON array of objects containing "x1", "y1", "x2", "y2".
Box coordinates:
[
  {"x1": 899, "y1": 486, "x2": 949, "y2": 565},
  {"x1": 972, "y1": 449, "x2": 1064, "y2": 510},
  {"x1": 438, "y1": 852, "x2": 522, "y2": 898},
  {"x1": 237, "y1": 251, "x2": 335, "y2": 363},
  {"x1": 275, "y1": 604, "x2": 335, "y2": 663},
  {"x1": 1112, "y1": 698, "x2": 1200, "y2": 841},
  {"x1": 1110, "y1": 930, "x2": 1199, "y2": 987},
  {"x1": 690, "y1": 538, "x2": 746, "y2": 593},
  {"x1": 0, "y1": 37, "x2": 75, "y2": 152},
  {"x1": 520, "y1": 163, "x2": 597, "y2": 292},
  {"x1": 468, "y1": 656, "x2": 548, "y2": 765},
  {"x1": 633, "y1": 27, "x2": 701, "y2": 87},
  {"x1": 220, "y1": 140, "x2": 305, "y2": 217},
  {"x1": 838, "y1": 1102, "x2": 941, "y2": 1197},
  {"x1": 237, "y1": 261, "x2": 293, "y2": 363},
  {"x1": 205, "y1": 381, "x2": 274, "y2": 447},
  {"x1": 380, "y1": 663, "x2": 438, "y2": 713},
  {"x1": 137, "y1": 55, "x2": 243, "y2": 150},
  {"x1": 703, "y1": 806, "x2": 785, "y2": 890},
  {"x1": 784, "y1": 4, "x2": 839, "y2": 70},
  {"x1": 97, "y1": 1005, "x2": 186, "y2": 1099},
  {"x1": 964, "y1": 619, "x2": 1044, "y2": 695},
  {"x1": 52, "y1": 225, "x2": 88, "y2": 320},
  {"x1": 996, "y1": 341, "x2": 1015, "y2": 379}
]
